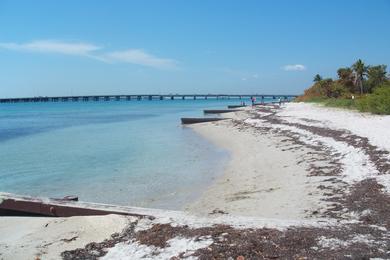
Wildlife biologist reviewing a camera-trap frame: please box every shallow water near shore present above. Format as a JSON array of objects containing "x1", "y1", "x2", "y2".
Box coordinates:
[{"x1": 0, "y1": 99, "x2": 271, "y2": 209}]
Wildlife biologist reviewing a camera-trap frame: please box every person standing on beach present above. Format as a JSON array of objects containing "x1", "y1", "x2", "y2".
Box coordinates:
[{"x1": 251, "y1": 96, "x2": 256, "y2": 106}]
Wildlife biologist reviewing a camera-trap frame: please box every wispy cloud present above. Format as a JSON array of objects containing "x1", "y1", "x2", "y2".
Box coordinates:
[
  {"x1": 0, "y1": 40, "x2": 101, "y2": 56},
  {"x1": 105, "y1": 49, "x2": 177, "y2": 69},
  {"x1": 0, "y1": 40, "x2": 177, "y2": 69},
  {"x1": 283, "y1": 64, "x2": 306, "y2": 71}
]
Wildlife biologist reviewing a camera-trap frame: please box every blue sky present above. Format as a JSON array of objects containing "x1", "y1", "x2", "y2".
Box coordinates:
[{"x1": 1, "y1": 0, "x2": 389, "y2": 97}]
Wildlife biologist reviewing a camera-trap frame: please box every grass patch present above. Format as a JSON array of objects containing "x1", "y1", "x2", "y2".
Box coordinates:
[
  {"x1": 323, "y1": 98, "x2": 359, "y2": 110},
  {"x1": 296, "y1": 97, "x2": 359, "y2": 110},
  {"x1": 298, "y1": 86, "x2": 390, "y2": 115}
]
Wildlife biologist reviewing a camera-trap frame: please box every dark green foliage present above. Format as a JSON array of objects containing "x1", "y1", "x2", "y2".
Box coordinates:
[
  {"x1": 360, "y1": 83, "x2": 390, "y2": 114},
  {"x1": 366, "y1": 65, "x2": 387, "y2": 93}
]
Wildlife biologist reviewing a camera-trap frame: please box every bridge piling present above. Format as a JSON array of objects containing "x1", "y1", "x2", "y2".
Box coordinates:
[{"x1": 0, "y1": 94, "x2": 297, "y2": 103}]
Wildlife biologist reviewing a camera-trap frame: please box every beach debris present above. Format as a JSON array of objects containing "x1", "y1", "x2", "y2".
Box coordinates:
[
  {"x1": 209, "y1": 209, "x2": 228, "y2": 215},
  {"x1": 61, "y1": 236, "x2": 78, "y2": 243},
  {"x1": 62, "y1": 218, "x2": 390, "y2": 259}
]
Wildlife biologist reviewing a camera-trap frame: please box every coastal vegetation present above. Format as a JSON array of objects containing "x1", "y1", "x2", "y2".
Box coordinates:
[{"x1": 297, "y1": 59, "x2": 390, "y2": 114}]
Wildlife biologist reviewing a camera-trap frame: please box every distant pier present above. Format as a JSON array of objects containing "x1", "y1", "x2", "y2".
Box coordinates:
[{"x1": 0, "y1": 94, "x2": 297, "y2": 103}]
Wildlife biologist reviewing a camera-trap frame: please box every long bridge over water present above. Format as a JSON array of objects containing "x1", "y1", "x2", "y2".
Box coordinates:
[{"x1": 0, "y1": 94, "x2": 298, "y2": 103}]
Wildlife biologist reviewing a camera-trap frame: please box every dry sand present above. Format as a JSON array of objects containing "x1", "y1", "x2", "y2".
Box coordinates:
[
  {"x1": 185, "y1": 110, "x2": 329, "y2": 219},
  {"x1": 0, "y1": 215, "x2": 131, "y2": 260}
]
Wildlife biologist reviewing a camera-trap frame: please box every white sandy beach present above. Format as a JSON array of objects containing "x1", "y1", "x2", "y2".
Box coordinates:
[
  {"x1": 1, "y1": 102, "x2": 389, "y2": 259},
  {"x1": 185, "y1": 110, "x2": 329, "y2": 219},
  {"x1": 186, "y1": 103, "x2": 390, "y2": 218}
]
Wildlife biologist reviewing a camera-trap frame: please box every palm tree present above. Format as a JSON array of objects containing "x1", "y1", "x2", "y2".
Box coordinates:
[
  {"x1": 313, "y1": 74, "x2": 322, "y2": 83},
  {"x1": 352, "y1": 59, "x2": 369, "y2": 94}
]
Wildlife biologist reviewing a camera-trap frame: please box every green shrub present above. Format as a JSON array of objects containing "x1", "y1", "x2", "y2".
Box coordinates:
[
  {"x1": 362, "y1": 84, "x2": 390, "y2": 114},
  {"x1": 355, "y1": 97, "x2": 369, "y2": 112}
]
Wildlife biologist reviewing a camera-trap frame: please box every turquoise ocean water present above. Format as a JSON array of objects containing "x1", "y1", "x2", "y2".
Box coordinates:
[{"x1": 0, "y1": 99, "x2": 265, "y2": 209}]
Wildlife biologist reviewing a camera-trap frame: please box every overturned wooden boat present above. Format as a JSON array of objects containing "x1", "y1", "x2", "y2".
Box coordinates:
[
  {"x1": 0, "y1": 192, "x2": 155, "y2": 218},
  {"x1": 227, "y1": 105, "x2": 246, "y2": 109},
  {"x1": 181, "y1": 117, "x2": 228, "y2": 125},
  {"x1": 203, "y1": 109, "x2": 241, "y2": 114}
]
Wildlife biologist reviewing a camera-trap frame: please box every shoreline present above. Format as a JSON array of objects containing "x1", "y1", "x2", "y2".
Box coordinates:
[
  {"x1": 1, "y1": 102, "x2": 389, "y2": 259},
  {"x1": 185, "y1": 108, "x2": 330, "y2": 219}
]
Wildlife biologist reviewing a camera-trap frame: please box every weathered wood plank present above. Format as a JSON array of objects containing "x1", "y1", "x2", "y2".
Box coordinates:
[
  {"x1": 227, "y1": 105, "x2": 246, "y2": 109},
  {"x1": 181, "y1": 118, "x2": 228, "y2": 124},
  {"x1": 0, "y1": 193, "x2": 153, "y2": 218}
]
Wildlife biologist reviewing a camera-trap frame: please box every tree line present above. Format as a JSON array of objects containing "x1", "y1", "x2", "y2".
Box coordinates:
[
  {"x1": 308, "y1": 59, "x2": 388, "y2": 98},
  {"x1": 298, "y1": 59, "x2": 390, "y2": 114}
]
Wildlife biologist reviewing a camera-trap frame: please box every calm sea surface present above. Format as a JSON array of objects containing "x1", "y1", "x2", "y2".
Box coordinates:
[{"x1": 0, "y1": 98, "x2": 269, "y2": 209}]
